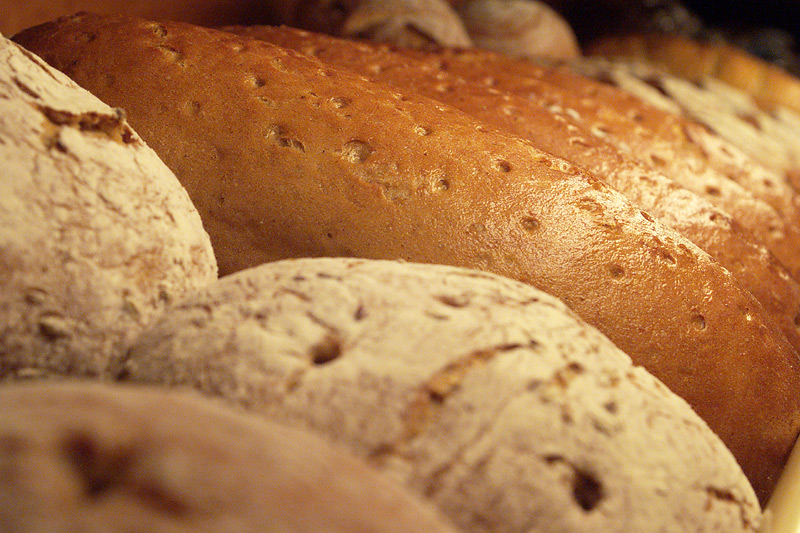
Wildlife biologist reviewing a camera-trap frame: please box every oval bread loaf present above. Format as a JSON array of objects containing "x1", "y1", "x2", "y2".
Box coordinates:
[
  {"x1": 387, "y1": 44, "x2": 800, "y2": 281},
  {"x1": 115, "y1": 257, "x2": 763, "y2": 532},
  {"x1": 225, "y1": 24, "x2": 800, "y2": 363},
  {"x1": 0, "y1": 34, "x2": 217, "y2": 380},
  {"x1": 0, "y1": 380, "x2": 457, "y2": 532},
  {"x1": 14, "y1": 14, "x2": 800, "y2": 503}
]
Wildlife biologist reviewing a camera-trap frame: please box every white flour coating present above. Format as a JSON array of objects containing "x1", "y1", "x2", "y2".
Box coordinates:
[
  {"x1": 119, "y1": 257, "x2": 761, "y2": 533},
  {"x1": 0, "y1": 36, "x2": 217, "y2": 379}
]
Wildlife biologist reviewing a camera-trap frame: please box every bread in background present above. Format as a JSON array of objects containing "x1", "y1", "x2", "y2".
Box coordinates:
[{"x1": 456, "y1": 0, "x2": 580, "y2": 60}]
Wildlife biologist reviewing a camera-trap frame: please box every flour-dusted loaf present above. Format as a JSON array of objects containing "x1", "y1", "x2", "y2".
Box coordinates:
[
  {"x1": 114, "y1": 257, "x2": 762, "y2": 532},
  {"x1": 225, "y1": 24, "x2": 800, "y2": 363},
  {"x1": 0, "y1": 34, "x2": 217, "y2": 381},
  {"x1": 14, "y1": 14, "x2": 800, "y2": 502},
  {"x1": 0, "y1": 380, "x2": 457, "y2": 532},
  {"x1": 280, "y1": 0, "x2": 472, "y2": 48}
]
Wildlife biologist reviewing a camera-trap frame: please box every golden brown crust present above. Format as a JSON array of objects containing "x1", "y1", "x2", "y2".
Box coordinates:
[
  {"x1": 571, "y1": 55, "x2": 800, "y2": 200},
  {"x1": 1, "y1": 0, "x2": 285, "y2": 36},
  {"x1": 224, "y1": 24, "x2": 800, "y2": 367},
  {"x1": 401, "y1": 45, "x2": 800, "y2": 281},
  {"x1": 14, "y1": 13, "x2": 800, "y2": 502}
]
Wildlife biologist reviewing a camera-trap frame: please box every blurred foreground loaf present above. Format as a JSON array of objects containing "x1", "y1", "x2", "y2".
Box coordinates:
[
  {"x1": 13, "y1": 14, "x2": 800, "y2": 502},
  {"x1": 115, "y1": 257, "x2": 762, "y2": 532},
  {"x1": 0, "y1": 34, "x2": 217, "y2": 381},
  {"x1": 0, "y1": 380, "x2": 457, "y2": 532}
]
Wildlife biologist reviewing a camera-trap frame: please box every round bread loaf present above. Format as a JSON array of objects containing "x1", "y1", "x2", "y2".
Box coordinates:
[
  {"x1": 115, "y1": 257, "x2": 762, "y2": 532},
  {"x1": 0, "y1": 380, "x2": 456, "y2": 532},
  {"x1": 0, "y1": 34, "x2": 217, "y2": 380},
  {"x1": 456, "y1": 0, "x2": 580, "y2": 60},
  {"x1": 286, "y1": 0, "x2": 472, "y2": 49}
]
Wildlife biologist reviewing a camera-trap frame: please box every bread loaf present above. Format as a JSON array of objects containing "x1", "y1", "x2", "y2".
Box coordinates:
[
  {"x1": 225, "y1": 24, "x2": 800, "y2": 364},
  {"x1": 587, "y1": 33, "x2": 800, "y2": 116},
  {"x1": 290, "y1": 0, "x2": 472, "y2": 48},
  {"x1": 0, "y1": 33, "x2": 217, "y2": 380},
  {"x1": 0, "y1": 380, "x2": 457, "y2": 532},
  {"x1": 455, "y1": 0, "x2": 580, "y2": 60},
  {"x1": 572, "y1": 55, "x2": 800, "y2": 187},
  {"x1": 15, "y1": 14, "x2": 800, "y2": 502},
  {"x1": 115, "y1": 257, "x2": 763, "y2": 532},
  {"x1": 383, "y1": 44, "x2": 800, "y2": 281},
  {"x1": 0, "y1": 0, "x2": 283, "y2": 36}
]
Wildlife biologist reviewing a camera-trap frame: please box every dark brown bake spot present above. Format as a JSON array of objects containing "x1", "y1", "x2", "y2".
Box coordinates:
[
  {"x1": 310, "y1": 333, "x2": 342, "y2": 365},
  {"x1": 61, "y1": 431, "x2": 133, "y2": 499},
  {"x1": 572, "y1": 468, "x2": 604, "y2": 512}
]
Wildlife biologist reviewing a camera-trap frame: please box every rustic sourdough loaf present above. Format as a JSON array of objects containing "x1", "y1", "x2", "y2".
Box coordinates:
[
  {"x1": 0, "y1": 33, "x2": 217, "y2": 380},
  {"x1": 14, "y1": 14, "x2": 800, "y2": 502},
  {"x1": 384, "y1": 44, "x2": 800, "y2": 281},
  {"x1": 0, "y1": 380, "x2": 457, "y2": 532},
  {"x1": 115, "y1": 257, "x2": 763, "y2": 532},
  {"x1": 225, "y1": 24, "x2": 800, "y2": 362}
]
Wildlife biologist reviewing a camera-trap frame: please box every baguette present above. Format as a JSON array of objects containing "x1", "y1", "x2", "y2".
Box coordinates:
[
  {"x1": 0, "y1": 381, "x2": 457, "y2": 532},
  {"x1": 116, "y1": 257, "x2": 763, "y2": 532},
  {"x1": 382, "y1": 45, "x2": 800, "y2": 281},
  {"x1": 0, "y1": 33, "x2": 217, "y2": 380},
  {"x1": 14, "y1": 13, "x2": 800, "y2": 502},
  {"x1": 225, "y1": 24, "x2": 800, "y2": 361}
]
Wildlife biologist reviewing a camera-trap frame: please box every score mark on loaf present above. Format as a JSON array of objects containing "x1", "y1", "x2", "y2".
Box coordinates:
[{"x1": 13, "y1": 12, "x2": 800, "y2": 504}]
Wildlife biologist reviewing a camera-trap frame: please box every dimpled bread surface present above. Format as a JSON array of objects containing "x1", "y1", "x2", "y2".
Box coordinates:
[{"x1": 226, "y1": 23, "x2": 800, "y2": 366}]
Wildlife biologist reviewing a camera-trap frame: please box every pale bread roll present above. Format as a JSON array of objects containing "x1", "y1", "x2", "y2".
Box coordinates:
[
  {"x1": 0, "y1": 380, "x2": 457, "y2": 532},
  {"x1": 0, "y1": 34, "x2": 217, "y2": 380},
  {"x1": 116, "y1": 257, "x2": 762, "y2": 532}
]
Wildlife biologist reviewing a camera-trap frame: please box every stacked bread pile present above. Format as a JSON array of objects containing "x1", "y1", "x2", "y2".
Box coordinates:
[{"x1": 2, "y1": 1, "x2": 800, "y2": 530}]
